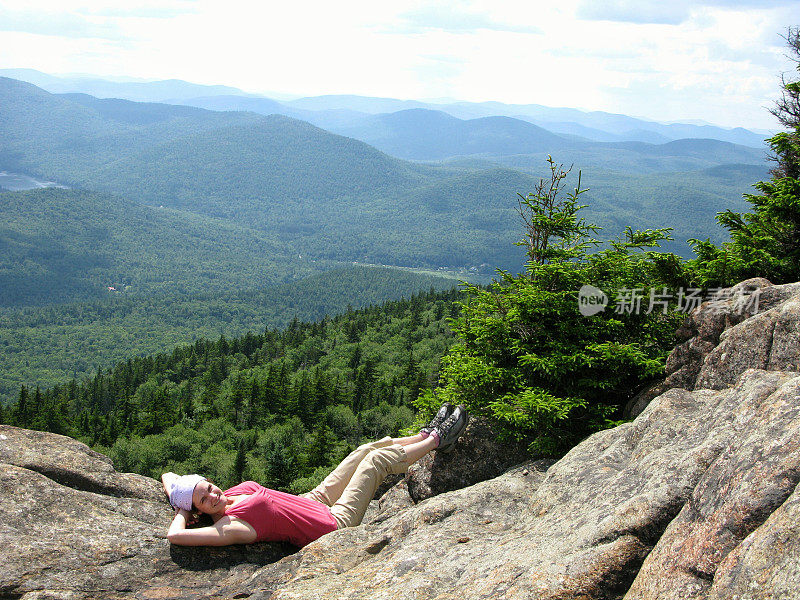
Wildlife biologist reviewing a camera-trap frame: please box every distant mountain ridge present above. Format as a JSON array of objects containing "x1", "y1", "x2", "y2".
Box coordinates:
[
  {"x1": 0, "y1": 75, "x2": 764, "y2": 277},
  {"x1": 0, "y1": 68, "x2": 251, "y2": 101},
  {"x1": 308, "y1": 108, "x2": 766, "y2": 168},
  {"x1": 325, "y1": 109, "x2": 569, "y2": 161},
  {"x1": 0, "y1": 68, "x2": 768, "y2": 147}
]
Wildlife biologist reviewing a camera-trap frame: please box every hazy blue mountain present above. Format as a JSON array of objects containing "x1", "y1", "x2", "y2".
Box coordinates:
[
  {"x1": 699, "y1": 162, "x2": 770, "y2": 180},
  {"x1": 491, "y1": 147, "x2": 765, "y2": 177},
  {"x1": 613, "y1": 138, "x2": 767, "y2": 162},
  {"x1": 435, "y1": 100, "x2": 769, "y2": 147},
  {"x1": 532, "y1": 120, "x2": 673, "y2": 144},
  {"x1": 0, "y1": 68, "x2": 81, "y2": 88},
  {"x1": 173, "y1": 94, "x2": 288, "y2": 116},
  {"x1": 59, "y1": 93, "x2": 211, "y2": 125},
  {"x1": 325, "y1": 109, "x2": 571, "y2": 160},
  {"x1": 5, "y1": 69, "x2": 767, "y2": 147},
  {"x1": 285, "y1": 94, "x2": 430, "y2": 114},
  {"x1": 168, "y1": 91, "x2": 768, "y2": 165},
  {"x1": 617, "y1": 129, "x2": 674, "y2": 144},
  {"x1": 0, "y1": 76, "x2": 768, "y2": 277},
  {"x1": 283, "y1": 95, "x2": 768, "y2": 148},
  {"x1": 0, "y1": 68, "x2": 251, "y2": 102},
  {"x1": 0, "y1": 77, "x2": 271, "y2": 182},
  {"x1": 174, "y1": 96, "x2": 373, "y2": 133},
  {"x1": 318, "y1": 108, "x2": 765, "y2": 168}
]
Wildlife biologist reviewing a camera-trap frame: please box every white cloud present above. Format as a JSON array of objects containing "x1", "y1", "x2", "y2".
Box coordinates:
[
  {"x1": 577, "y1": 1, "x2": 692, "y2": 25},
  {"x1": 0, "y1": 5, "x2": 120, "y2": 39},
  {"x1": 393, "y1": 4, "x2": 541, "y2": 34},
  {"x1": 0, "y1": 0, "x2": 797, "y2": 129},
  {"x1": 576, "y1": 0, "x2": 798, "y2": 25}
]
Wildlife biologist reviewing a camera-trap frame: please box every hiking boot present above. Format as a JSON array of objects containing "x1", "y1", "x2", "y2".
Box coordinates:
[
  {"x1": 421, "y1": 402, "x2": 453, "y2": 436},
  {"x1": 433, "y1": 404, "x2": 468, "y2": 453}
]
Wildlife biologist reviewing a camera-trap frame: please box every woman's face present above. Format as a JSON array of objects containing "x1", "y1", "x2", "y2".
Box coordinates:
[{"x1": 192, "y1": 480, "x2": 228, "y2": 515}]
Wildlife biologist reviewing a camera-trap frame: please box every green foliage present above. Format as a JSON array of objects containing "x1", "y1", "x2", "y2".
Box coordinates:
[
  {"x1": 515, "y1": 157, "x2": 600, "y2": 266},
  {"x1": 323, "y1": 404, "x2": 361, "y2": 442},
  {"x1": 688, "y1": 28, "x2": 800, "y2": 287},
  {"x1": 688, "y1": 140, "x2": 800, "y2": 285},
  {"x1": 0, "y1": 266, "x2": 459, "y2": 401},
  {"x1": 7, "y1": 286, "x2": 461, "y2": 491},
  {"x1": 287, "y1": 465, "x2": 336, "y2": 496},
  {"x1": 0, "y1": 187, "x2": 320, "y2": 307},
  {"x1": 256, "y1": 418, "x2": 304, "y2": 490},
  {"x1": 359, "y1": 402, "x2": 414, "y2": 440},
  {"x1": 418, "y1": 159, "x2": 683, "y2": 455}
]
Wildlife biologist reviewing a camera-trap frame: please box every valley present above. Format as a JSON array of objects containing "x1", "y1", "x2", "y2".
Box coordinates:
[{"x1": 0, "y1": 71, "x2": 772, "y2": 418}]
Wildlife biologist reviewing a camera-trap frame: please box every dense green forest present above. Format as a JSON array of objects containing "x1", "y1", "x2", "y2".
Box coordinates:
[
  {"x1": 0, "y1": 266, "x2": 460, "y2": 402},
  {"x1": 0, "y1": 187, "x2": 323, "y2": 306},
  {"x1": 2, "y1": 287, "x2": 462, "y2": 493}
]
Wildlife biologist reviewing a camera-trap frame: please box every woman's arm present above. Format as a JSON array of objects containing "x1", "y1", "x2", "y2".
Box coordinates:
[{"x1": 166, "y1": 509, "x2": 257, "y2": 546}]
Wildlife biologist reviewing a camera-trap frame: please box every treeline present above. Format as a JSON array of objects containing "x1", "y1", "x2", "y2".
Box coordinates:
[
  {"x1": 2, "y1": 287, "x2": 462, "y2": 492},
  {"x1": 0, "y1": 265, "x2": 460, "y2": 401}
]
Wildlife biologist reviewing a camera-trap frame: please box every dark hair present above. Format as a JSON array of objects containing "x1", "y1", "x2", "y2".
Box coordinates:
[{"x1": 191, "y1": 479, "x2": 218, "y2": 515}]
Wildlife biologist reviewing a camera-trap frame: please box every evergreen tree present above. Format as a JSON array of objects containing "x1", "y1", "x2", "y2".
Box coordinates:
[
  {"x1": 14, "y1": 385, "x2": 29, "y2": 428},
  {"x1": 420, "y1": 158, "x2": 681, "y2": 455},
  {"x1": 30, "y1": 387, "x2": 43, "y2": 430},
  {"x1": 689, "y1": 28, "x2": 800, "y2": 286},
  {"x1": 230, "y1": 372, "x2": 247, "y2": 428},
  {"x1": 306, "y1": 424, "x2": 335, "y2": 471},
  {"x1": 232, "y1": 437, "x2": 248, "y2": 483}
]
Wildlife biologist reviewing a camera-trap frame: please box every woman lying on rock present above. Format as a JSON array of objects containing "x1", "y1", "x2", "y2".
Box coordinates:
[{"x1": 161, "y1": 403, "x2": 468, "y2": 547}]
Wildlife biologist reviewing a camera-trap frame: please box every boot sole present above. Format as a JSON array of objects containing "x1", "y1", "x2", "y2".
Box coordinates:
[{"x1": 439, "y1": 413, "x2": 469, "y2": 453}]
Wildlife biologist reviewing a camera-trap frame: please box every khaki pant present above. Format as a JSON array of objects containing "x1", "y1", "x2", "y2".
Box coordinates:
[{"x1": 301, "y1": 436, "x2": 409, "y2": 529}]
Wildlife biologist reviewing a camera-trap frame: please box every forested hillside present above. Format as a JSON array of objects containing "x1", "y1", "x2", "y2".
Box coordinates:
[
  {"x1": 0, "y1": 77, "x2": 766, "y2": 268},
  {"x1": 0, "y1": 187, "x2": 318, "y2": 306},
  {"x1": 3, "y1": 287, "x2": 462, "y2": 493},
  {"x1": 0, "y1": 266, "x2": 460, "y2": 402}
]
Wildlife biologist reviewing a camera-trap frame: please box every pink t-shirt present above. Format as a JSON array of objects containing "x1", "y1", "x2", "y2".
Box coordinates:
[{"x1": 223, "y1": 481, "x2": 337, "y2": 547}]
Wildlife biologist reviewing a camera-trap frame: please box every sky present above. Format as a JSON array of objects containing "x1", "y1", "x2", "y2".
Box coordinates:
[{"x1": 1, "y1": 0, "x2": 799, "y2": 130}]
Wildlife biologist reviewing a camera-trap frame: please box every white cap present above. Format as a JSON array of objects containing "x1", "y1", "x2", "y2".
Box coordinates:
[{"x1": 167, "y1": 474, "x2": 206, "y2": 511}]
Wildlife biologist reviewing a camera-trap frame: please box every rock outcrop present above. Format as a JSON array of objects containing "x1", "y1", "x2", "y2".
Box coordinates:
[
  {"x1": 664, "y1": 277, "x2": 800, "y2": 391},
  {"x1": 0, "y1": 427, "x2": 294, "y2": 599},
  {"x1": 404, "y1": 415, "x2": 532, "y2": 503},
  {"x1": 3, "y1": 278, "x2": 800, "y2": 600}
]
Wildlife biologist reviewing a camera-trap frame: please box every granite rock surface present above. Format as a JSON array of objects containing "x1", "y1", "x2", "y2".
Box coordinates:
[{"x1": 3, "y1": 277, "x2": 800, "y2": 599}]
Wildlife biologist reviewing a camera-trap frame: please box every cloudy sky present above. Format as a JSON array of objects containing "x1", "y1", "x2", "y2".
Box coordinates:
[{"x1": 1, "y1": 0, "x2": 798, "y2": 130}]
